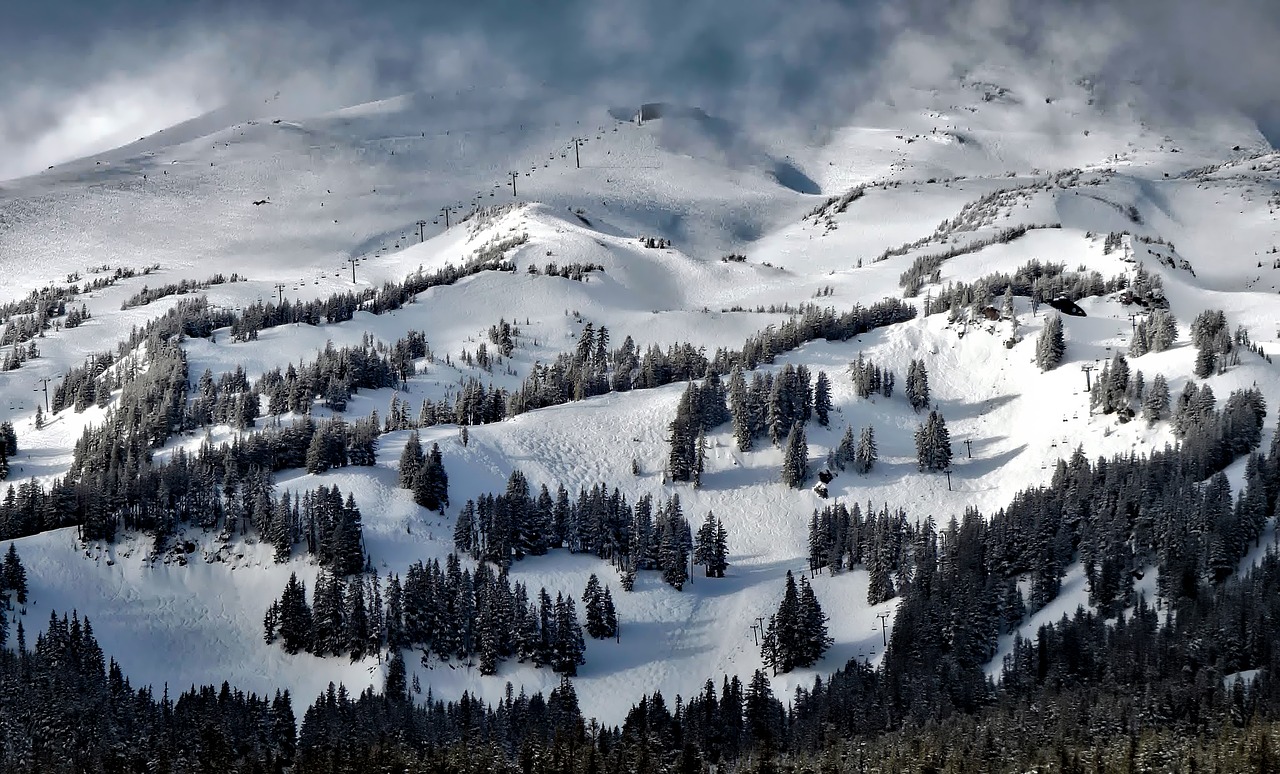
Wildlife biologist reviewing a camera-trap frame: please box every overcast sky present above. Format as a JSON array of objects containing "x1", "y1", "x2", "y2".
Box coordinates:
[{"x1": 1, "y1": 0, "x2": 1277, "y2": 180}]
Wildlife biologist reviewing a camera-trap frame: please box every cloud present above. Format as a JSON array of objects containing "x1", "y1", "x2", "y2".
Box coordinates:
[{"x1": 0, "y1": 0, "x2": 1276, "y2": 180}]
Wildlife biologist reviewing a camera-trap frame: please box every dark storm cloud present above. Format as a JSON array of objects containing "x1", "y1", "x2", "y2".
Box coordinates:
[{"x1": 0, "y1": 0, "x2": 1277, "y2": 180}]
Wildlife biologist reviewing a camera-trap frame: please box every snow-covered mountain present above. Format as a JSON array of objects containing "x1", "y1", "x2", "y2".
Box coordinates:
[{"x1": 0, "y1": 43, "x2": 1277, "y2": 732}]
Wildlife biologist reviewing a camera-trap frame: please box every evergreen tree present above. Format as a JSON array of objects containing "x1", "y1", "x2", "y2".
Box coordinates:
[
  {"x1": 1147, "y1": 308, "x2": 1178, "y2": 351},
  {"x1": 813, "y1": 371, "x2": 832, "y2": 426},
  {"x1": 583, "y1": 574, "x2": 609, "y2": 639},
  {"x1": 796, "y1": 576, "x2": 832, "y2": 666},
  {"x1": 729, "y1": 366, "x2": 754, "y2": 452},
  {"x1": 1101, "y1": 352, "x2": 1131, "y2": 413},
  {"x1": 1143, "y1": 373, "x2": 1171, "y2": 425},
  {"x1": 915, "y1": 411, "x2": 953, "y2": 472},
  {"x1": 833, "y1": 424, "x2": 856, "y2": 470},
  {"x1": 268, "y1": 497, "x2": 292, "y2": 563},
  {"x1": 310, "y1": 570, "x2": 345, "y2": 656},
  {"x1": 781, "y1": 423, "x2": 809, "y2": 488},
  {"x1": 1194, "y1": 345, "x2": 1216, "y2": 378},
  {"x1": 668, "y1": 386, "x2": 698, "y2": 482},
  {"x1": 398, "y1": 431, "x2": 425, "y2": 489},
  {"x1": 552, "y1": 593, "x2": 586, "y2": 675},
  {"x1": 601, "y1": 586, "x2": 618, "y2": 639},
  {"x1": 1036, "y1": 315, "x2": 1066, "y2": 370},
  {"x1": 768, "y1": 366, "x2": 797, "y2": 445},
  {"x1": 343, "y1": 576, "x2": 370, "y2": 661},
  {"x1": 905, "y1": 359, "x2": 930, "y2": 412},
  {"x1": 693, "y1": 428, "x2": 706, "y2": 489},
  {"x1": 762, "y1": 571, "x2": 811, "y2": 674},
  {"x1": 412, "y1": 444, "x2": 449, "y2": 513},
  {"x1": 694, "y1": 512, "x2": 729, "y2": 578},
  {"x1": 277, "y1": 573, "x2": 312, "y2": 655},
  {"x1": 854, "y1": 426, "x2": 877, "y2": 474},
  {"x1": 2, "y1": 544, "x2": 27, "y2": 605}
]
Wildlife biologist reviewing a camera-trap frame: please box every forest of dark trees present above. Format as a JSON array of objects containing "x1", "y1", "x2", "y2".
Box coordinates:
[
  {"x1": 0, "y1": 345, "x2": 1274, "y2": 771},
  {"x1": 452, "y1": 470, "x2": 729, "y2": 593},
  {"x1": 2, "y1": 399, "x2": 1278, "y2": 771},
  {"x1": 264, "y1": 556, "x2": 591, "y2": 676},
  {"x1": 3, "y1": 240, "x2": 1280, "y2": 771}
]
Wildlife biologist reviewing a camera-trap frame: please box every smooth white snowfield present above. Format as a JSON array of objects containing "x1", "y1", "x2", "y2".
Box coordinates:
[{"x1": 0, "y1": 68, "x2": 1277, "y2": 724}]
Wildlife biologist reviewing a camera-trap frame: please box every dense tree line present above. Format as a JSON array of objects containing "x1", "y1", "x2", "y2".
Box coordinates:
[
  {"x1": 256, "y1": 331, "x2": 428, "y2": 415},
  {"x1": 512, "y1": 299, "x2": 915, "y2": 416},
  {"x1": 2, "y1": 400, "x2": 1279, "y2": 770},
  {"x1": 526, "y1": 262, "x2": 605, "y2": 281},
  {"x1": 916, "y1": 257, "x2": 1129, "y2": 313},
  {"x1": 229, "y1": 252, "x2": 517, "y2": 342},
  {"x1": 1189, "y1": 307, "x2": 1245, "y2": 377},
  {"x1": 0, "y1": 609, "x2": 298, "y2": 772},
  {"x1": 892, "y1": 223, "x2": 1058, "y2": 291},
  {"x1": 807, "y1": 501, "x2": 909, "y2": 605},
  {"x1": 452, "y1": 471, "x2": 725, "y2": 593},
  {"x1": 0, "y1": 265, "x2": 159, "y2": 350},
  {"x1": 727, "y1": 363, "x2": 817, "y2": 453},
  {"x1": 120, "y1": 273, "x2": 245, "y2": 309},
  {"x1": 266, "y1": 556, "x2": 589, "y2": 674},
  {"x1": 0, "y1": 409, "x2": 378, "y2": 549}
]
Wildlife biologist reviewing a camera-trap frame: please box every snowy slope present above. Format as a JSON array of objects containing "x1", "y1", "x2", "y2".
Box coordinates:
[{"x1": 0, "y1": 69, "x2": 1277, "y2": 724}]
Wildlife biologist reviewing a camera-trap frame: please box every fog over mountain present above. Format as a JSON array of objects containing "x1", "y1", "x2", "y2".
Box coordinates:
[{"x1": 2, "y1": 0, "x2": 1277, "y2": 180}]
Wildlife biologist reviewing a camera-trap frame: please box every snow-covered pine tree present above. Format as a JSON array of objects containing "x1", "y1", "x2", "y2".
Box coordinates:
[
  {"x1": 866, "y1": 525, "x2": 896, "y2": 605},
  {"x1": 915, "y1": 411, "x2": 952, "y2": 472},
  {"x1": 729, "y1": 366, "x2": 754, "y2": 451},
  {"x1": 796, "y1": 364, "x2": 813, "y2": 423},
  {"x1": 813, "y1": 371, "x2": 832, "y2": 426},
  {"x1": 694, "y1": 512, "x2": 729, "y2": 578},
  {"x1": 1129, "y1": 320, "x2": 1150, "y2": 356},
  {"x1": 1102, "y1": 353, "x2": 1130, "y2": 413},
  {"x1": 667, "y1": 385, "x2": 697, "y2": 482},
  {"x1": 3, "y1": 544, "x2": 28, "y2": 606},
  {"x1": 343, "y1": 576, "x2": 370, "y2": 661},
  {"x1": 1035, "y1": 315, "x2": 1066, "y2": 371},
  {"x1": 1194, "y1": 345, "x2": 1216, "y2": 378},
  {"x1": 796, "y1": 576, "x2": 832, "y2": 667},
  {"x1": 833, "y1": 424, "x2": 856, "y2": 470},
  {"x1": 412, "y1": 443, "x2": 449, "y2": 513},
  {"x1": 276, "y1": 573, "x2": 312, "y2": 655},
  {"x1": 314, "y1": 569, "x2": 350, "y2": 657},
  {"x1": 552, "y1": 593, "x2": 586, "y2": 675},
  {"x1": 601, "y1": 586, "x2": 618, "y2": 639},
  {"x1": 905, "y1": 359, "x2": 930, "y2": 412},
  {"x1": 781, "y1": 423, "x2": 809, "y2": 488},
  {"x1": 1147, "y1": 308, "x2": 1178, "y2": 352},
  {"x1": 659, "y1": 499, "x2": 691, "y2": 590},
  {"x1": 854, "y1": 426, "x2": 877, "y2": 474},
  {"x1": 768, "y1": 365, "x2": 799, "y2": 445},
  {"x1": 583, "y1": 574, "x2": 608, "y2": 639},
  {"x1": 693, "y1": 428, "x2": 706, "y2": 489}
]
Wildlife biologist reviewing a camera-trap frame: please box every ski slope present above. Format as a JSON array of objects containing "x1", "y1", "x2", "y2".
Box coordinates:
[{"x1": 0, "y1": 67, "x2": 1277, "y2": 723}]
